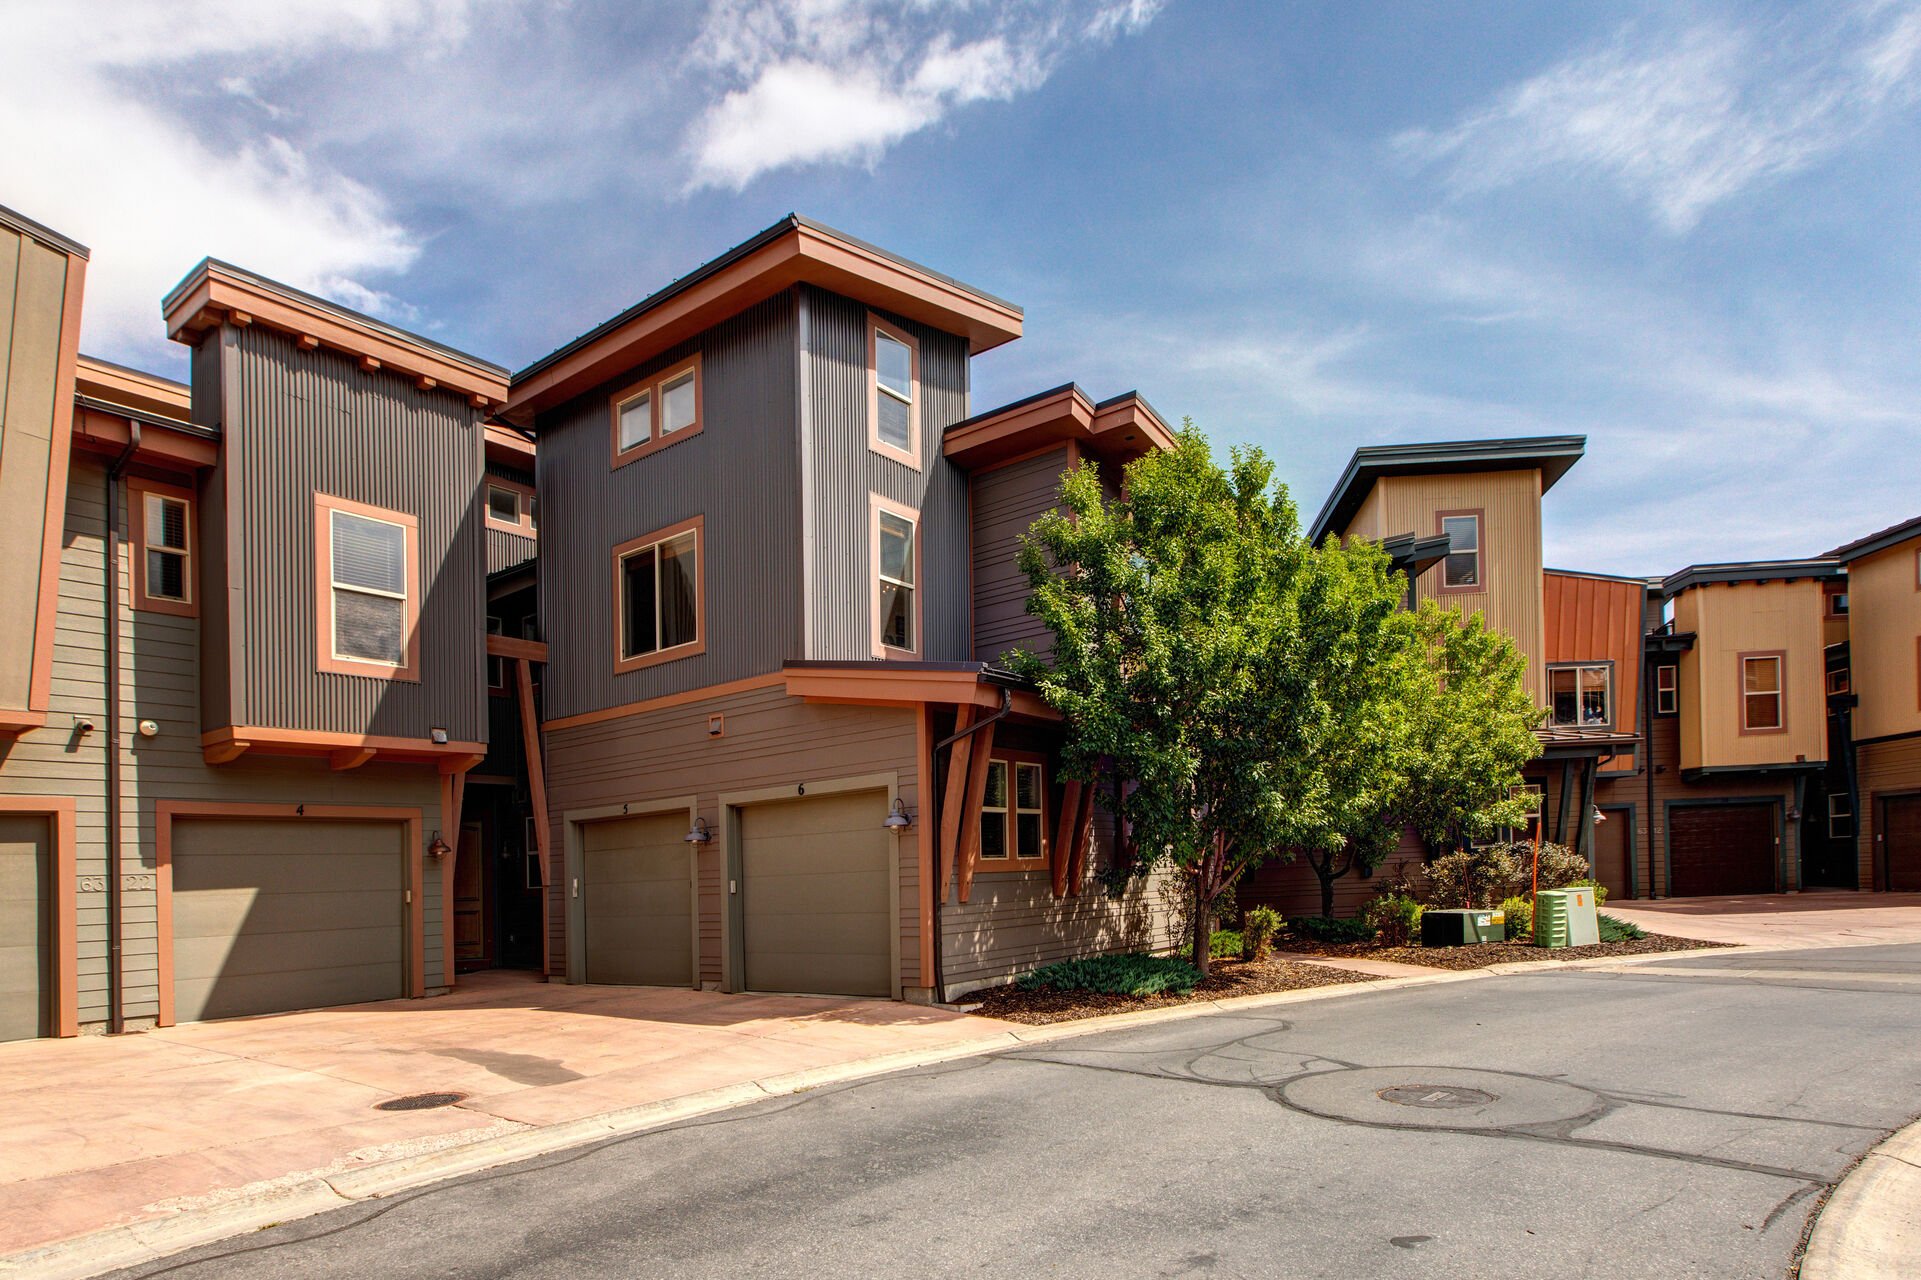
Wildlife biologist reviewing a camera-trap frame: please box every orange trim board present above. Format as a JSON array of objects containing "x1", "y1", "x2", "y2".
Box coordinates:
[
  {"x1": 201, "y1": 725, "x2": 487, "y2": 766},
  {"x1": 27, "y1": 252, "x2": 86, "y2": 719},
  {"x1": 0, "y1": 797, "x2": 79, "y2": 1037},
  {"x1": 153, "y1": 801, "x2": 427, "y2": 1028}
]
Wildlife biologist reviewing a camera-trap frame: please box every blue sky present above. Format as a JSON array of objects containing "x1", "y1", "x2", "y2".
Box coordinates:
[{"x1": 7, "y1": 0, "x2": 1919, "y2": 574}]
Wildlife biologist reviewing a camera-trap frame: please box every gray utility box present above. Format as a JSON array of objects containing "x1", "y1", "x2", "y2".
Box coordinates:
[{"x1": 1421, "y1": 908, "x2": 1504, "y2": 947}]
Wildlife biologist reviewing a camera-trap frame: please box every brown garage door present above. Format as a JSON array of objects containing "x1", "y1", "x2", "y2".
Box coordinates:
[
  {"x1": 172, "y1": 819, "x2": 405, "y2": 1023},
  {"x1": 1592, "y1": 809, "x2": 1631, "y2": 901},
  {"x1": 739, "y1": 791, "x2": 892, "y2": 997},
  {"x1": 582, "y1": 814, "x2": 694, "y2": 986},
  {"x1": 1669, "y1": 803, "x2": 1777, "y2": 897},
  {"x1": 0, "y1": 816, "x2": 51, "y2": 1042},
  {"x1": 1885, "y1": 795, "x2": 1921, "y2": 892}
]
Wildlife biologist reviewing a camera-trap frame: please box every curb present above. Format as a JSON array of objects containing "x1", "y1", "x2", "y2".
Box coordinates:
[
  {"x1": 1801, "y1": 1116, "x2": 1921, "y2": 1280},
  {"x1": 0, "y1": 947, "x2": 1736, "y2": 1278}
]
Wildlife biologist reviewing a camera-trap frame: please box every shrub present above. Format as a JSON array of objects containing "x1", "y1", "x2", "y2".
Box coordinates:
[
  {"x1": 1016, "y1": 954, "x2": 1203, "y2": 997},
  {"x1": 1532, "y1": 843, "x2": 1593, "y2": 893},
  {"x1": 1567, "y1": 877, "x2": 1609, "y2": 906},
  {"x1": 1598, "y1": 913, "x2": 1644, "y2": 942},
  {"x1": 1425, "y1": 844, "x2": 1522, "y2": 909},
  {"x1": 1288, "y1": 915, "x2": 1377, "y2": 944},
  {"x1": 1362, "y1": 894, "x2": 1423, "y2": 946},
  {"x1": 1371, "y1": 859, "x2": 1421, "y2": 899},
  {"x1": 1499, "y1": 895, "x2": 1533, "y2": 941},
  {"x1": 1242, "y1": 906, "x2": 1282, "y2": 960},
  {"x1": 1209, "y1": 929, "x2": 1244, "y2": 959}
]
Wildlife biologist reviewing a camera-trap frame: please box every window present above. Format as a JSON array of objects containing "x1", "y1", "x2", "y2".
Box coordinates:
[
  {"x1": 867, "y1": 315, "x2": 920, "y2": 468},
  {"x1": 1438, "y1": 511, "x2": 1482, "y2": 591},
  {"x1": 1655, "y1": 664, "x2": 1678, "y2": 715},
  {"x1": 1741, "y1": 653, "x2": 1784, "y2": 732},
  {"x1": 871, "y1": 496, "x2": 919, "y2": 656},
  {"x1": 487, "y1": 615, "x2": 505, "y2": 691},
  {"x1": 613, "y1": 517, "x2": 703, "y2": 673},
  {"x1": 609, "y1": 355, "x2": 703, "y2": 467},
  {"x1": 484, "y1": 480, "x2": 537, "y2": 535},
  {"x1": 129, "y1": 477, "x2": 195, "y2": 616},
  {"x1": 1828, "y1": 793, "x2": 1854, "y2": 840},
  {"x1": 978, "y1": 758, "x2": 1047, "y2": 867},
  {"x1": 1827, "y1": 666, "x2": 1850, "y2": 696},
  {"x1": 315, "y1": 494, "x2": 418, "y2": 680},
  {"x1": 1547, "y1": 663, "x2": 1612, "y2": 728},
  {"x1": 1824, "y1": 585, "x2": 1849, "y2": 618}
]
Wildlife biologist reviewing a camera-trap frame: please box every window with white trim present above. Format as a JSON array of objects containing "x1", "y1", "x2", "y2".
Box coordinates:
[
  {"x1": 1827, "y1": 666, "x2": 1850, "y2": 696},
  {"x1": 1440, "y1": 513, "x2": 1481, "y2": 589},
  {"x1": 1828, "y1": 793, "x2": 1853, "y2": 840},
  {"x1": 329, "y1": 508, "x2": 410, "y2": 665},
  {"x1": 874, "y1": 330, "x2": 913, "y2": 453},
  {"x1": 615, "y1": 387, "x2": 653, "y2": 453},
  {"x1": 978, "y1": 759, "x2": 1046, "y2": 865},
  {"x1": 1548, "y1": 663, "x2": 1611, "y2": 728},
  {"x1": 877, "y1": 508, "x2": 916, "y2": 652},
  {"x1": 1742, "y1": 655, "x2": 1783, "y2": 731},
  {"x1": 143, "y1": 491, "x2": 191, "y2": 603},
  {"x1": 618, "y1": 527, "x2": 699, "y2": 662},
  {"x1": 1655, "y1": 664, "x2": 1678, "y2": 715}
]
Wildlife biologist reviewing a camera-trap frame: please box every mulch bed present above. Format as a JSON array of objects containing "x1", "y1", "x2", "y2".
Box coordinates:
[
  {"x1": 1271, "y1": 932, "x2": 1733, "y2": 970},
  {"x1": 963, "y1": 956, "x2": 1380, "y2": 1025}
]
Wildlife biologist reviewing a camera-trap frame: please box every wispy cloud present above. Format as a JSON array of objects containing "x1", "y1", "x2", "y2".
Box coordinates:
[
  {"x1": 1395, "y1": 2, "x2": 1921, "y2": 232},
  {"x1": 682, "y1": 0, "x2": 1165, "y2": 191}
]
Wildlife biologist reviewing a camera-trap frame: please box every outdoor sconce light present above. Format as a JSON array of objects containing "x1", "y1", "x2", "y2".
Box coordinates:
[
  {"x1": 427, "y1": 831, "x2": 452, "y2": 858},
  {"x1": 430, "y1": 727, "x2": 450, "y2": 745},
  {"x1": 883, "y1": 799, "x2": 913, "y2": 830},
  {"x1": 685, "y1": 817, "x2": 714, "y2": 844},
  {"x1": 1786, "y1": 806, "x2": 1802, "y2": 822},
  {"x1": 1592, "y1": 807, "x2": 1607, "y2": 825}
]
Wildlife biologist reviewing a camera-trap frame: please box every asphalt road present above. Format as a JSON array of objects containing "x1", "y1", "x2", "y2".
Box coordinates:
[{"x1": 116, "y1": 944, "x2": 1921, "y2": 1280}]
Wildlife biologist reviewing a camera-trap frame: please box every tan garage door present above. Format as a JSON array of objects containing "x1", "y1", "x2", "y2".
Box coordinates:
[
  {"x1": 0, "y1": 816, "x2": 51, "y2": 1042},
  {"x1": 583, "y1": 814, "x2": 693, "y2": 986},
  {"x1": 172, "y1": 818, "x2": 405, "y2": 1023},
  {"x1": 740, "y1": 791, "x2": 892, "y2": 998}
]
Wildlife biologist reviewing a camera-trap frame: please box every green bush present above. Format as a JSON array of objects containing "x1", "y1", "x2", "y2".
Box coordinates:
[
  {"x1": 1499, "y1": 895, "x2": 1533, "y2": 941},
  {"x1": 1598, "y1": 913, "x2": 1644, "y2": 942},
  {"x1": 1533, "y1": 843, "x2": 1594, "y2": 894},
  {"x1": 1567, "y1": 877, "x2": 1609, "y2": 906},
  {"x1": 1362, "y1": 894, "x2": 1423, "y2": 946},
  {"x1": 1242, "y1": 906, "x2": 1282, "y2": 960},
  {"x1": 1288, "y1": 915, "x2": 1377, "y2": 944},
  {"x1": 1425, "y1": 844, "x2": 1523, "y2": 909},
  {"x1": 1209, "y1": 929, "x2": 1244, "y2": 959},
  {"x1": 1016, "y1": 953, "x2": 1203, "y2": 997}
]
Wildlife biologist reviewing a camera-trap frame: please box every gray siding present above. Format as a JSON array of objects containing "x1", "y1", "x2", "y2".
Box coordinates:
[
  {"x1": 970, "y1": 448, "x2": 1069, "y2": 664},
  {"x1": 484, "y1": 461, "x2": 537, "y2": 576},
  {"x1": 202, "y1": 323, "x2": 487, "y2": 741},
  {"x1": 940, "y1": 859, "x2": 1179, "y2": 998},
  {"x1": 535, "y1": 294, "x2": 802, "y2": 720},
  {"x1": 799, "y1": 287, "x2": 970, "y2": 662}
]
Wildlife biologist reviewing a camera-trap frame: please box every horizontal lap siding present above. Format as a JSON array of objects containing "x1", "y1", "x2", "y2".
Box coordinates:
[
  {"x1": 1860, "y1": 737, "x2": 1921, "y2": 890},
  {"x1": 970, "y1": 449, "x2": 1067, "y2": 665},
  {"x1": 1240, "y1": 827, "x2": 1431, "y2": 920},
  {"x1": 544, "y1": 684, "x2": 919, "y2": 988}
]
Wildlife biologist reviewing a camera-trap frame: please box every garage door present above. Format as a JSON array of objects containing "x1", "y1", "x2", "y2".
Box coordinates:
[
  {"x1": 739, "y1": 791, "x2": 892, "y2": 997},
  {"x1": 172, "y1": 819, "x2": 405, "y2": 1023},
  {"x1": 1669, "y1": 803, "x2": 1777, "y2": 897},
  {"x1": 0, "y1": 816, "x2": 51, "y2": 1042},
  {"x1": 582, "y1": 814, "x2": 693, "y2": 986},
  {"x1": 1885, "y1": 795, "x2": 1921, "y2": 892},
  {"x1": 1592, "y1": 809, "x2": 1631, "y2": 901}
]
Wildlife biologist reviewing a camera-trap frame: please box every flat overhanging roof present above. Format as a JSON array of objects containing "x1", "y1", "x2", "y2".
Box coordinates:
[{"x1": 1310, "y1": 435, "x2": 1586, "y2": 544}]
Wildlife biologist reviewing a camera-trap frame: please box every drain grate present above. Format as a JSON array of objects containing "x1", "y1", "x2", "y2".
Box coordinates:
[
  {"x1": 1376, "y1": 1084, "x2": 1497, "y2": 1110},
  {"x1": 375, "y1": 1091, "x2": 467, "y2": 1112}
]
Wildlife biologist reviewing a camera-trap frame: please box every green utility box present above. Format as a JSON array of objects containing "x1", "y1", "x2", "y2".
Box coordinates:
[
  {"x1": 1421, "y1": 908, "x2": 1503, "y2": 947},
  {"x1": 1534, "y1": 888, "x2": 1600, "y2": 948}
]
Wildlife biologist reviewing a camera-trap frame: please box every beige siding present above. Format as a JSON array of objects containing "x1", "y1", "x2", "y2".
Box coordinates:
[
  {"x1": 1672, "y1": 580, "x2": 1827, "y2": 771},
  {"x1": 1859, "y1": 737, "x2": 1921, "y2": 892},
  {"x1": 0, "y1": 458, "x2": 448, "y2": 1029},
  {"x1": 1846, "y1": 539, "x2": 1921, "y2": 743},
  {"x1": 970, "y1": 448, "x2": 1069, "y2": 664}
]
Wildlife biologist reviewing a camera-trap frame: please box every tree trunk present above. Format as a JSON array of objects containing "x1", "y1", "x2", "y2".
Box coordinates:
[
  {"x1": 1317, "y1": 859, "x2": 1337, "y2": 919},
  {"x1": 1190, "y1": 875, "x2": 1213, "y2": 976}
]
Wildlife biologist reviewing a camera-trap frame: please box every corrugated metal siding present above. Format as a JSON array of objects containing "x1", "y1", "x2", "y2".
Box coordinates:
[
  {"x1": 799, "y1": 287, "x2": 969, "y2": 661},
  {"x1": 535, "y1": 294, "x2": 801, "y2": 721},
  {"x1": 1543, "y1": 572, "x2": 1644, "y2": 734},
  {"x1": 218, "y1": 324, "x2": 486, "y2": 740},
  {"x1": 191, "y1": 337, "x2": 231, "y2": 730},
  {"x1": 484, "y1": 461, "x2": 538, "y2": 575},
  {"x1": 970, "y1": 448, "x2": 1068, "y2": 664}
]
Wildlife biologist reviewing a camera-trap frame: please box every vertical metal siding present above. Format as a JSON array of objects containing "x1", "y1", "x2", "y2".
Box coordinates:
[
  {"x1": 223, "y1": 325, "x2": 486, "y2": 741},
  {"x1": 535, "y1": 293, "x2": 801, "y2": 721},
  {"x1": 482, "y1": 461, "x2": 537, "y2": 577},
  {"x1": 800, "y1": 286, "x2": 969, "y2": 662},
  {"x1": 970, "y1": 448, "x2": 1069, "y2": 664}
]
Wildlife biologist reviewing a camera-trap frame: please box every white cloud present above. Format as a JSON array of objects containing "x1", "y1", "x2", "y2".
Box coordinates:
[
  {"x1": 1396, "y1": 2, "x2": 1921, "y2": 232},
  {"x1": 683, "y1": 0, "x2": 1165, "y2": 191}
]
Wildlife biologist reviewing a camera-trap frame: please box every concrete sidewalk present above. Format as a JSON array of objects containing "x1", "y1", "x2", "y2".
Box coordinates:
[
  {"x1": 1604, "y1": 890, "x2": 1921, "y2": 948},
  {"x1": 0, "y1": 972, "x2": 1014, "y2": 1260}
]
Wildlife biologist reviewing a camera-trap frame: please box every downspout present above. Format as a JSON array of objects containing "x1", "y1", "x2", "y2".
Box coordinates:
[
  {"x1": 926, "y1": 686, "x2": 1010, "y2": 1003},
  {"x1": 104, "y1": 421, "x2": 141, "y2": 1035}
]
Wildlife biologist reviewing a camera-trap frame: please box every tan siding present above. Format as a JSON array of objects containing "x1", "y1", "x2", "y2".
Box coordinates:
[
  {"x1": 970, "y1": 447, "x2": 1068, "y2": 664},
  {"x1": 1846, "y1": 539, "x2": 1921, "y2": 743},
  {"x1": 1859, "y1": 737, "x2": 1921, "y2": 891},
  {"x1": 1672, "y1": 580, "x2": 1827, "y2": 771},
  {"x1": 0, "y1": 231, "x2": 70, "y2": 708}
]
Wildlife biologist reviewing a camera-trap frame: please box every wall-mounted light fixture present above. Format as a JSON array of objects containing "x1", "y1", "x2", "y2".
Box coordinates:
[
  {"x1": 883, "y1": 798, "x2": 913, "y2": 830},
  {"x1": 685, "y1": 816, "x2": 714, "y2": 844},
  {"x1": 430, "y1": 727, "x2": 450, "y2": 745},
  {"x1": 427, "y1": 831, "x2": 452, "y2": 857},
  {"x1": 1592, "y1": 807, "x2": 1607, "y2": 825}
]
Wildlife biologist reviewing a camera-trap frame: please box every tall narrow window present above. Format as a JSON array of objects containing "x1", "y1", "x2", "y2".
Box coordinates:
[
  {"x1": 1013, "y1": 761, "x2": 1045, "y2": 861},
  {"x1": 1439, "y1": 512, "x2": 1482, "y2": 591},
  {"x1": 1742, "y1": 654, "x2": 1784, "y2": 731},
  {"x1": 315, "y1": 494, "x2": 418, "y2": 680},
  {"x1": 868, "y1": 316, "x2": 920, "y2": 468},
  {"x1": 1655, "y1": 664, "x2": 1678, "y2": 714},
  {"x1": 1547, "y1": 663, "x2": 1611, "y2": 728},
  {"x1": 609, "y1": 356, "x2": 702, "y2": 467},
  {"x1": 979, "y1": 762, "x2": 1009, "y2": 860},
  {"x1": 873, "y1": 498, "x2": 918, "y2": 656},
  {"x1": 613, "y1": 518, "x2": 704, "y2": 673},
  {"x1": 1828, "y1": 793, "x2": 1854, "y2": 840},
  {"x1": 487, "y1": 615, "x2": 505, "y2": 691},
  {"x1": 128, "y1": 477, "x2": 195, "y2": 616}
]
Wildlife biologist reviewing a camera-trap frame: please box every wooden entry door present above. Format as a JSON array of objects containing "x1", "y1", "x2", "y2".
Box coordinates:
[
  {"x1": 453, "y1": 821, "x2": 489, "y2": 971},
  {"x1": 1592, "y1": 807, "x2": 1632, "y2": 900},
  {"x1": 1884, "y1": 794, "x2": 1921, "y2": 892}
]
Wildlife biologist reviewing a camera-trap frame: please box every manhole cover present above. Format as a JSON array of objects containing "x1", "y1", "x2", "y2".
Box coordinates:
[
  {"x1": 375, "y1": 1092, "x2": 466, "y2": 1112},
  {"x1": 1376, "y1": 1084, "x2": 1497, "y2": 1110}
]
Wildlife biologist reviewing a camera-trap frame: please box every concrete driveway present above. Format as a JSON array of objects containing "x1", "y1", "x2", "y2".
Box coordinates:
[
  {"x1": 105, "y1": 943, "x2": 1921, "y2": 1280},
  {"x1": 0, "y1": 972, "x2": 1013, "y2": 1259},
  {"x1": 1606, "y1": 890, "x2": 1921, "y2": 948}
]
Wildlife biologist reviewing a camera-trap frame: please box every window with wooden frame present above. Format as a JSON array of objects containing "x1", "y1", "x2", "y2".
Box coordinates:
[
  {"x1": 609, "y1": 355, "x2": 703, "y2": 468},
  {"x1": 486, "y1": 615, "x2": 505, "y2": 692},
  {"x1": 1547, "y1": 662, "x2": 1612, "y2": 728},
  {"x1": 612, "y1": 516, "x2": 703, "y2": 673},
  {"x1": 867, "y1": 315, "x2": 920, "y2": 469},
  {"x1": 128, "y1": 476, "x2": 195, "y2": 617},
  {"x1": 1828, "y1": 792, "x2": 1853, "y2": 840},
  {"x1": 1655, "y1": 664, "x2": 1678, "y2": 715},
  {"x1": 1740, "y1": 652, "x2": 1785, "y2": 733},
  {"x1": 484, "y1": 478, "x2": 537, "y2": 536},
  {"x1": 1823, "y1": 584, "x2": 1848, "y2": 618},
  {"x1": 1437, "y1": 510, "x2": 1483, "y2": 592},
  {"x1": 977, "y1": 756, "x2": 1048, "y2": 869},
  {"x1": 870, "y1": 494, "x2": 921, "y2": 657},
  {"x1": 315, "y1": 494, "x2": 419, "y2": 681},
  {"x1": 1826, "y1": 665, "x2": 1850, "y2": 696}
]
